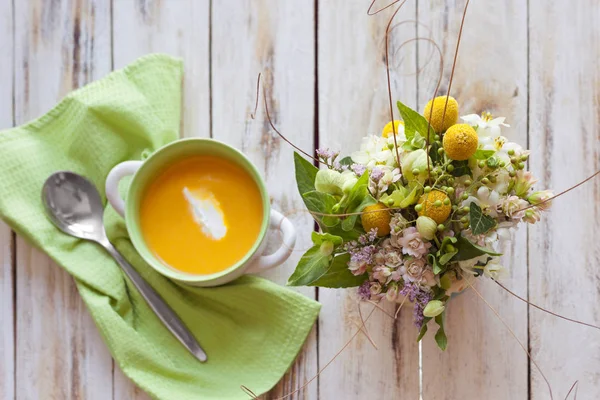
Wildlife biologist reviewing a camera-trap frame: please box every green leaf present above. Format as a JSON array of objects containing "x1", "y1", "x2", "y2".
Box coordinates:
[
  {"x1": 439, "y1": 273, "x2": 452, "y2": 290},
  {"x1": 344, "y1": 172, "x2": 370, "y2": 208},
  {"x1": 428, "y1": 253, "x2": 443, "y2": 275},
  {"x1": 469, "y1": 202, "x2": 497, "y2": 235},
  {"x1": 397, "y1": 100, "x2": 432, "y2": 141},
  {"x1": 294, "y1": 152, "x2": 318, "y2": 195},
  {"x1": 311, "y1": 232, "x2": 343, "y2": 247},
  {"x1": 380, "y1": 186, "x2": 409, "y2": 207},
  {"x1": 434, "y1": 313, "x2": 448, "y2": 350},
  {"x1": 341, "y1": 172, "x2": 377, "y2": 231},
  {"x1": 472, "y1": 149, "x2": 495, "y2": 160},
  {"x1": 302, "y1": 191, "x2": 339, "y2": 227},
  {"x1": 402, "y1": 141, "x2": 417, "y2": 151},
  {"x1": 439, "y1": 235, "x2": 458, "y2": 250},
  {"x1": 308, "y1": 253, "x2": 367, "y2": 288},
  {"x1": 397, "y1": 184, "x2": 421, "y2": 208},
  {"x1": 438, "y1": 250, "x2": 458, "y2": 266},
  {"x1": 322, "y1": 224, "x2": 364, "y2": 241},
  {"x1": 450, "y1": 160, "x2": 472, "y2": 177},
  {"x1": 417, "y1": 317, "x2": 432, "y2": 342},
  {"x1": 429, "y1": 141, "x2": 443, "y2": 165},
  {"x1": 287, "y1": 245, "x2": 331, "y2": 286},
  {"x1": 338, "y1": 156, "x2": 353, "y2": 167},
  {"x1": 436, "y1": 236, "x2": 459, "y2": 266},
  {"x1": 453, "y1": 235, "x2": 502, "y2": 261}
]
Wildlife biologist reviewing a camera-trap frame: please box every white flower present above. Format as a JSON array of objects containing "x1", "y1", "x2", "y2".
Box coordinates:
[
  {"x1": 351, "y1": 135, "x2": 396, "y2": 168},
  {"x1": 461, "y1": 113, "x2": 509, "y2": 138},
  {"x1": 479, "y1": 136, "x2": 530, "y2": 167},
  {"x1": 483, "y1": 259, "x2": 508, "y2": 280},
  {"x1": 369, "y1": 165, "x2": 401, "y2": 197},
  {"x1": 461, "y1": 186, "x2": 501, "y2": 217}
]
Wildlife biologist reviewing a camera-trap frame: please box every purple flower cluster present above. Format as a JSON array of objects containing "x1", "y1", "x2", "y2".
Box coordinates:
[
  {"x1": 369, "y1": 167, "x2": 384, "y2": 182},
  {"x1": 316, "y1": 148, "x2": 337, "y2": 159},
  {"x1": 357, "y1": 281, "x2": 371, "y2": 300},
  {"x1": 351, "y1": 163, "x2": 367, "y2": 177},
  {"x1": 400, "y1": 282, "x2": 434, "y2": 328},
  {"x1": 346, "y1": 229, "x2": 378, "y2": 276}
]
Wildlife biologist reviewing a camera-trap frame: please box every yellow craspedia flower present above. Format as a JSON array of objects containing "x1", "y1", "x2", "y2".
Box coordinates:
[
  {"x1": 417, "y1": 190, "x2": 451, "y2": 224},
  {"x1": 423, "y1": 96, "x2": 459, "y2": 132},
  {"x1": 442, "y1": 123, "x2": 478, "y2": 161},
  {"x1": 361, "y1": 203, "x2": 391, "y2": 237},
  {"x1": 381, "y1": 120, "x2": 404, "y2": 138}
]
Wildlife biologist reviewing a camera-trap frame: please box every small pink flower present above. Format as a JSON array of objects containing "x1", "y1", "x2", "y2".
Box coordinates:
[
  {"x1": 372, "y1": 265, "x2": 392, "y2": 283},
  {"x1": 348, "y1": 260, "x2": 367, "y2": 276},
  {"x1": 401, "y1": 257, "x2": 427, "y2": 283},
  {"x1": 390, "y1": 269, "x2": 403, "y2": 282},
  {"x1": 523, "y1": 207, "x2": 542, "y2": 224},
  {"x1": 386, "y1": 284, "x2": 399, "y2": 302},
  {"x1": 500, "y1": 195, "x2": 528, "y2": 220},
  {"x1": 396, "y1": 227, "x2": 432, "y2": 258},
  {"x1": 420, "y1": 268, "x2": 437, "y2": 287},
  {"x1": 370, "y1": 282, "x2": 382, "y2": 296}
]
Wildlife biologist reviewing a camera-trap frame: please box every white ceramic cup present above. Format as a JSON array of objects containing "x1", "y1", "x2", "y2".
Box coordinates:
[{"x1": 105, "y1": 138, "x2": 296, "y2": 287}]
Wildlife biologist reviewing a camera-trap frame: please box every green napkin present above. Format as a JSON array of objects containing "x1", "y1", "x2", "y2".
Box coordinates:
[{"x1": 0, "y1": 54, "x2": 320, "y2": 400}]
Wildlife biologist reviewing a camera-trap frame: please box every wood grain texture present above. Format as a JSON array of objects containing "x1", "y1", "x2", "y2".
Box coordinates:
[
  {"x1": 210, "y1": 2, "x2": 318, "y2": 398},
  {"x1": 317, "y1": 2, "x2": 420, "y2": 398},
  {"x1": 112, "y1": 0, "x2": 210, "y2": 140},
  {"x1": 529, "y1": 1, "x2": 600, "y2": 398},
  {"x1": 418, "y1": 1, "x2": 529, "y2": 399},
  {"x1": 111, "y1": 1, "x2": 210, "y2": 398},
  {"x1": 0, "y1": 1, "x2": 14, "y2": 399},
  {"x1": 13, "y1": 1, "x2": 113, "y2": 399},
  {"x1": 0, "y1": 226, "x2": 13, "y2": 400}
]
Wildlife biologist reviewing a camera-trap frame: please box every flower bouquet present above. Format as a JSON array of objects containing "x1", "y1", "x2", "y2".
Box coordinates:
[{"x1": 287, "y1": 96, "x2": 553, "y2": 349}]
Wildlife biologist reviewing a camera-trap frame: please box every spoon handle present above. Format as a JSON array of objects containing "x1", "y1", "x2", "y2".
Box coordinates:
[{"x1": 102, "y1": 240, "x2": 207, "y2": 362}]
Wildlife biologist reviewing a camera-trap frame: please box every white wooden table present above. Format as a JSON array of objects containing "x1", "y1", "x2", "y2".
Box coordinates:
[{"x1": 1, "y1": 1, "x2": 599, "y2": 399}]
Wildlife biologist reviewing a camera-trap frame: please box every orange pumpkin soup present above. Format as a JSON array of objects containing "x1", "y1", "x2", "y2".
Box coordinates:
[{"x1": 140, "y1": 155, "x2": 263, "y2": 274}]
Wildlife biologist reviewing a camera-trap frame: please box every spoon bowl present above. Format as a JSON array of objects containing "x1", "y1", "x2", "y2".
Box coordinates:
[
  {"x1": 42, "y1": 171, "x2": 207, "y2": 362},
  {"x1": 42, "y1": 172, "x2": 107, "y2": 242}
]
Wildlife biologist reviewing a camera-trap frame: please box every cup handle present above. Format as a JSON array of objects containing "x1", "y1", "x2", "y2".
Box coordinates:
[
  {"x1": 105, "y1": 161, "x2": 143, "y2": 217},
  {"x1": 246, "y1": 209, "x2": 296, "y2": 274}
]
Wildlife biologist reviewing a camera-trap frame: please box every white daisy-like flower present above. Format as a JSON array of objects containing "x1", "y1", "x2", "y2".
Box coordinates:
[
  {"x1": 461, "y1": 112, "x2": 510, "y2": 138},
  {"x1": 351, "y1": 135, "x2": 396, "y2": 167}
]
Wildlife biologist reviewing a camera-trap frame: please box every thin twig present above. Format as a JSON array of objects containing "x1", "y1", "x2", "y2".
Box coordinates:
[
  {"x1": 494, "y1": 280, "x2": 600, "y2": 331},
  {"x1": 441, "y1": 0, "x2": 470, "y2": 129},
  {"x1": 564, "y1": 381, "x2": 579, "y2": 400},
  {"x1": 241, "y1": 303, "x2": 380, "y2": 399},
  {"x1": 394, "y1": 294, "x2": 408, "y2": 319},
  {"x1": 367, "y1": 0, "x2": 403, "y2": 15},
  {"x1": 383, "y1": 1, "x2": 410, "y2": 170},
  {"x1": 467, "y1": 281, "x2": 554, "y2": 400},
  {"x1": 357, "y1": 301, "x2": 379, "y2": 349},
  {"x1": 250, "y1": 73, "x2": 328, "y2": 167},
  {"x1": 516, "y1": 169, "x2": 600, "y2": 212}
]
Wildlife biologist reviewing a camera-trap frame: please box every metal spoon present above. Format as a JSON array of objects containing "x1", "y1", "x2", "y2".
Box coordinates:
[{"x1": 42, "y1": 171, "x2": 207, "y2": 362}]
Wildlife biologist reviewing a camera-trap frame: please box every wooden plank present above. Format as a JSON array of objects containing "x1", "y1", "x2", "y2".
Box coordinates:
[
  {"x1": 528, "y1": 1, "x2": 600, "y2": 398},
  {"x1": 417, "y1": 1, "x2": 529, "y2": 398},
  {"x1": 13, "y1": 1, "x2": 113, "y2": 399},
  {"x1": 112, "y1": 0, "x2": 210, "y2": 139},
  {"x1": 0, "y1": 1, "x2": 14, "y2": 399},
  {"x1": 111, "y1": 1, "x2": 210, "y2": 398},
  {"x1": 210, "y1": 2, "x2": 318, "y2": 398},
  {"x1": 0, "y1": 227, "x2": 13, "y2": 400},
  {"x1": 317, "y1": 2, "x2": 419, "y2": 398}
]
